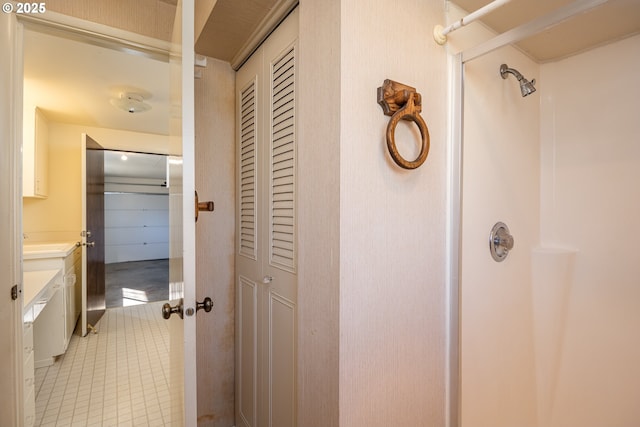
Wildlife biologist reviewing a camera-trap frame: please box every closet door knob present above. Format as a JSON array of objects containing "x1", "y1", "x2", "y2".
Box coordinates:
[{"x1": 195, "y1": 190, "x2": 214, "y2": 222}]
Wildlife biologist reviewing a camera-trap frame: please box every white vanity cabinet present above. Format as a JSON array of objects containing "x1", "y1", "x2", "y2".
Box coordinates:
[
  {"x1": 22, "y1": 268, "x2": 63, "y2": 427},
  {"x1": 23, "y1": 106, "x2": 49, "y2": 198},
  {"x1": 24, "y1": 243, "x2": 81, "y2": 355},
  {"x1": 22, "y1": 243, "x2": 81, "y2": 427}
]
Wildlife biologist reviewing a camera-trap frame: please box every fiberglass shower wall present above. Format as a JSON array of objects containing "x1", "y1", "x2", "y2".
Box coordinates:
[
  {"x1": 460, "y1": 44, "x2": 540, "y2": 426},
  {"x1": 460, "y1": 34, "x2": 640, "y2": 427}
]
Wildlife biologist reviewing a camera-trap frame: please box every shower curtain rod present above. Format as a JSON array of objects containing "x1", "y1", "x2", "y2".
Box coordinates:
[
  {"x1": 433, "y1": 0, "x2": 512, "y2": 45},
  {"x1": 461, "y1": 0, "x2": 610, "y2": 62}
]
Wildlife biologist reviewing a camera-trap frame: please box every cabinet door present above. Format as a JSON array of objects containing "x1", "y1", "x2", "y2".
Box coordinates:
[
  {"x1": 23, "y1": 107, "x2": 49, "y2": 198},
  {"x1": 236, "y1": 8, "x2": 298, "y2": 427},
  {"x1": 34, "y1": 107, "x2": 49, "y2": 196},
  {"x1": 33, "y1": 284, "x2": 66, "y2": 367}
]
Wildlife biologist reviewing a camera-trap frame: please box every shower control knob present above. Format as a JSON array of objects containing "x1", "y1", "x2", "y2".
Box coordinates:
[
  {"x1": 489, "y1": 222, "x2": 514, "y2": 262},
  {"x1": 494, "y1": 228, "x2": 514, "y2": 251}
]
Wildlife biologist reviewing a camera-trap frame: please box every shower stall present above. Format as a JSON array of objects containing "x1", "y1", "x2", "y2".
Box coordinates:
[{"x1": 447, "y1": 1, "x2": 640, "y2": 426}]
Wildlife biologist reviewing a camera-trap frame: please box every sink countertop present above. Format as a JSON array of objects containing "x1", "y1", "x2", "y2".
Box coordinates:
[{"x1": 23, "y1": 241, "x2": 78, "y2": 260}]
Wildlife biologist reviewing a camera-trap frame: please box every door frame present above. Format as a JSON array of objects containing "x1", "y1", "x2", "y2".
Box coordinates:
[
  {"x1": 1, "y1": 10, "x2": 24, "y2": 426},
  {"x1": 12, "y1": 9, "x2": 195, "y2": 422}
]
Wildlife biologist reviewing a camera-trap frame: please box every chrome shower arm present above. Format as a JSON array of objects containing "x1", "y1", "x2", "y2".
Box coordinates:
[{"x1": 500, "y1": 64, "x2": 523, "y2": 81}]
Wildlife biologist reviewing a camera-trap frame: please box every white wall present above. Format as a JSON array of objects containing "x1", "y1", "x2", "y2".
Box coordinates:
[
  {"x1": 23, "y1": 121, "x2": 82, "y2": 242},
  {"x1": 298, "y1": 1, "x2": 341, "y2": 423},
  {"x1": 538, "y1": 34, "x2": 640, "y2": 427},
  {"x1": 194, "y1": 56, "x2": 236, "y2": 426},
  {"x1": 299, "y1": 0, "x2": 448, "y2": 425}
]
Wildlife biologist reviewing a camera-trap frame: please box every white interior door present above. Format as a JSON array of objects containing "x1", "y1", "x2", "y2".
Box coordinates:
[
  {"x1": 167, "y1": 0, "x2": 197, "y2": 425},
  {"x1": 236, "y1": 8, "x2": 299, "y2": 427}
]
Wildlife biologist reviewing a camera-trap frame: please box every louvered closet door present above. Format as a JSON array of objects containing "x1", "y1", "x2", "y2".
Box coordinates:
[
  {"x1": 236, "y1": 47, "x2": 262, "y2": 427},
  {"x1": 260, "y1": 10, "x2": 298, "y2": 427},
  {"x1": 236, "y1": 7, "x2": 298, "y2": 427}
]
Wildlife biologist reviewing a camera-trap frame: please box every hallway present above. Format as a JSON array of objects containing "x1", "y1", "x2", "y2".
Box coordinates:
[{"x1": 34, "y1": 302, "x2": 170, "y2": 426}]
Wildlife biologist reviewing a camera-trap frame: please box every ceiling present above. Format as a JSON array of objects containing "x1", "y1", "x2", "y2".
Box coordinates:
[
  {"x1": 195, "y1": 0, "x2": 281, "y2": 63},
  {"x1": 452, "y1": 0, "x2": 640, "y2": 62},
  {"x1": 23, "y1": 28, "x2": 170, "y2": 136},
  {"x1": 23, "y1": 28, "x2": 171, "y2": 180},
  {"x1": 21, "y1": 0, "x2": 286, "y2": 147}
]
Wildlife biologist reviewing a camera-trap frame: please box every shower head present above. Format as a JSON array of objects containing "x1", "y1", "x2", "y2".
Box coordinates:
[
  {"x1": 519, "y1": 78, "x2": 537, "y2": 97},
  {"x1": 500, "y1": 64, "x2": 536, "y2": 97}
]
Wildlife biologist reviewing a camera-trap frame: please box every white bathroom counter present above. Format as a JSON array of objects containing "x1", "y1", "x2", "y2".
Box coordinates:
[
  {"x1": 23, "y1": 269, "x2": 62, "y2": 320},
  {"x1": 23, "y1": 241, "x2": 77, "y2": 260}
]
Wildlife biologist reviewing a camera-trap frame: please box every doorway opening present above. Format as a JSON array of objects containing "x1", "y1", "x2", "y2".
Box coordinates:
[
  {"x1": 22, "y1": 25, "x2": 172, "y2": 303},
  {"x1": 21, "y1": 15, "x2": 176, "y2": 426},
  {"x1": 103, "y1": 150, "x2": 170, "y2": 308}
]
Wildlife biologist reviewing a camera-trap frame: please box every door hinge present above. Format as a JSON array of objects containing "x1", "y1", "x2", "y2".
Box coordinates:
[{"x1": 11, "y1": 284, "x2": 19, "y2": 301}]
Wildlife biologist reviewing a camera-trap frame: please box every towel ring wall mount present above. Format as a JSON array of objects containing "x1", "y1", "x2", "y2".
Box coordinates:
[{"x1": 377, "y1": 79, "x2": 430, "y2": 169}]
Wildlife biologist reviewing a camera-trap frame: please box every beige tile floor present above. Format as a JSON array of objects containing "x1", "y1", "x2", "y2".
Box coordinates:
[{"x1": 34, "y1": 302, "x2": 170, "y2": 426}]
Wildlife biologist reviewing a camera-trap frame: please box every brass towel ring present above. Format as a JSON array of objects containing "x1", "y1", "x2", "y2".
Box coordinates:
[{"x1": 377, "y1": 79, "x2": 430, "y2": 170}]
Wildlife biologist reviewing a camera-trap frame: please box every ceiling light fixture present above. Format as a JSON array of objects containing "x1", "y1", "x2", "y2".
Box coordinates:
[{"x1": 110, "y1": 92, "x2": 152, "y2": 114}]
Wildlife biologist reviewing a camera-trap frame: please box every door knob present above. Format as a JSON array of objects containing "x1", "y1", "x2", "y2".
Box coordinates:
[
  {"x1": 195, "y1": 190, "x2": 214, "y2": 222},
  {"x1": 196, "y1": 297, "x2": 213, "y2": 313},
  {"x1": 162, "y1": 299, "x2": 184, "y2": 319}
]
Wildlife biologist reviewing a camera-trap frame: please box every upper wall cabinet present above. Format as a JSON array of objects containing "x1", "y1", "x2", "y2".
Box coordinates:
[{"x1": 23, "y1": 107, "x2": 49, "y2": 198}]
